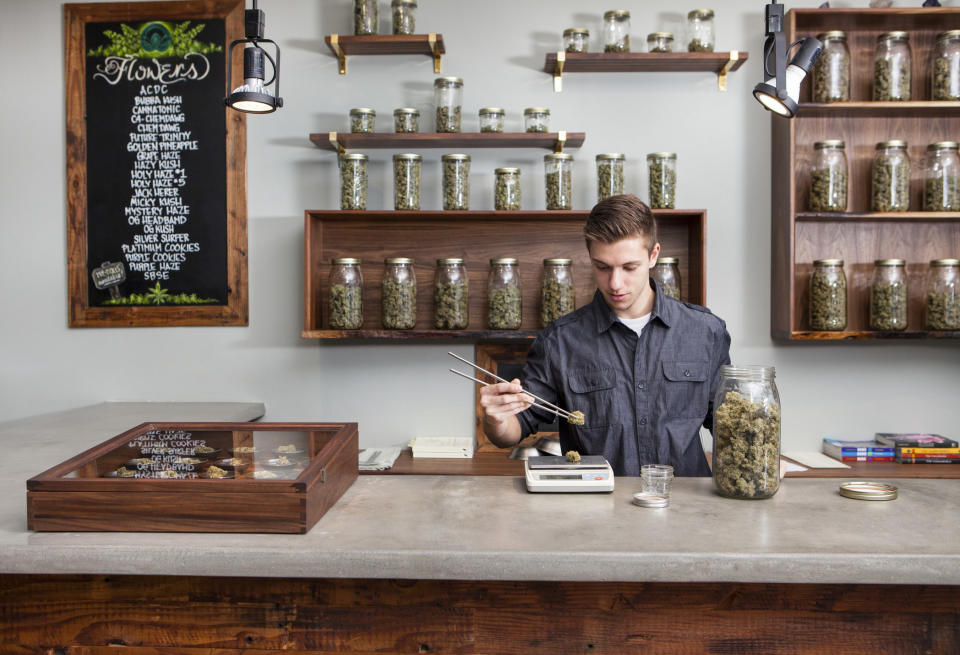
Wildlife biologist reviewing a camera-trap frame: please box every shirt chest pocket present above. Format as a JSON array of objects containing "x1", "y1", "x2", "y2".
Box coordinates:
[
  {"x1": 661, "y1": 360, "x2": 710, "y2": 419},
  {"x1": 567, "y1": 368, "x2": 619, "y2": 428}
]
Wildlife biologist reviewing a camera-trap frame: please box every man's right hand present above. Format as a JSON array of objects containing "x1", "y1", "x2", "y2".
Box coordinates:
[{"x1": 479, "y1": 378, "x2": 532, "y2": 447}]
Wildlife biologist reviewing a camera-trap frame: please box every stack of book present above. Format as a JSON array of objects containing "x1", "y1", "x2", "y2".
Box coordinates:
[
  {"x1": 875, "y1": 433, "x2": 959, "y2": 464},
  {"x1": 822, "y1": 439, "x2": 895, "y2": 462}
]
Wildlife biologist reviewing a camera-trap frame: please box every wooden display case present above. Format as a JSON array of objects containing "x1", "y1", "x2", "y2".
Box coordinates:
[
  {"x1": 26, "y1": 422, "x2": 358, "y2": 533},
  {"x1": 771, "y1": 8, "x2": 960, "y2": 341}
]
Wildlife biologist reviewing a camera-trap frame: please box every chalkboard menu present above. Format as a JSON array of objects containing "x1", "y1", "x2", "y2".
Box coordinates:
[{"x1": 66, "y1": 1, "x2": 247, "y2": 327}]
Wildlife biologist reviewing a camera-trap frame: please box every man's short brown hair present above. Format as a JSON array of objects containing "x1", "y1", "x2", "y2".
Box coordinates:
[{"x1": 583, "y1": 194, "x2": 658, "y2": 252}]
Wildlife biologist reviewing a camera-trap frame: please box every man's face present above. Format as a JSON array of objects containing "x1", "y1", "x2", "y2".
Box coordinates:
[{"x1": 588, "y1": 236, "x2": 660, "y2": 319}]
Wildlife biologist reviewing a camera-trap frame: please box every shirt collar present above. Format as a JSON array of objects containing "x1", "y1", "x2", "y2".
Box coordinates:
[{"x1": 591, "y1": 280, "x2": 674, "y2": 334}]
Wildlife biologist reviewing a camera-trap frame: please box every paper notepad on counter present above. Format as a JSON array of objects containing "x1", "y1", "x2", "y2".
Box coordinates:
[
  {"x1": 783, "y1": 451, "x2": 850, "y2": 469},
  {"x1": 411, "y1": 436, "x2": 475, "y2": 458}
]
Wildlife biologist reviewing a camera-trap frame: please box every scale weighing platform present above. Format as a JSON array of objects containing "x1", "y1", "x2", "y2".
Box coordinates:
[{"x1": 524, "y1": 455, "x2": 615, "y2": 493}]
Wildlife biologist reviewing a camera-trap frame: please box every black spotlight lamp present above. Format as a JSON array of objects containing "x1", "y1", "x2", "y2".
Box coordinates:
[
  {"x1": 752, "y1": 0, "x2": 823, "y2": 118},
  {"x1": 225, "y1": 1, "x2": 283, "y2": 114}
]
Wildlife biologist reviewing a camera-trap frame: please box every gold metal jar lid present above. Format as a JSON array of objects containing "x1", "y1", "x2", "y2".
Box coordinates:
[
  {"x1": 818, "y1": 30, "x2": 846, "y2": 40},
  {"x1": 441, "y1": 153, "x2": 470, "y2": 161},
  {"x1": 875, "y1": 258, "x2": 906, "y2": 266},
  {"x1": 604, "y1": 9, "x2": 630, "y2": 20},
  {"x1": 544, "y1": 153, "x2": 574, "y2": 161},
  {"x1": 543, "y1": 258, "x2": 573, "y2": 265},
  {"x1": 839, "y1": 481, "x2": 898, "y2": 501},
  {"x1": 490, "y1": 257, "x2": 519, "y2": 265},
  {"x1": 437, "y1": 258, "x2": 464, "y2": 265},
  {"x1": 332, "y1": 257, "x2": 361, "y2": 265},
  {"x1": 495, "y1": 167, "x2": 520, "y2": 174},
  {"x1": 524, "y1": 107, "x2": 550, "y2": 115},
  {"x1": 385, "y1": 257, "x2": 414, "y2": 265},
  {"x1": 596, "y1": 153, "x2": 625, "y2": 160},
  {"x1": 878, "y1": 31, "x2": 909, "y2": 41},
  {"x1": 434, "y1": 76, "x2": 463, "y2": 86},
  {"x1": 647, "y1": 152, "x2": 677, "y2": 159},
  {"x1": 340, "y1": 153, "x2": 368, "y2": 161},
  {"x1": 392, "y1": 0, "x2": 417, "y2": 6},
  {"x1": 928, "y1": 141, "x2": 960, "y2": 151},
  {"x1": 688, "y1": 8, "x2": 715, "y2": 20},
  {"x1": 876, "y1": 140, "x2": 908, "y2": 149},
  {"x1": 657, "y1": 256, "x2": 679, "y2": 264},
  {"x1": 814, "y1": 258, "x2": 844, "y2": 266},
  {"x1": 393, "y1": 107, "x2": 420, "y2": 115},
  {"x1": 648, "y1": 31, "x2": 675, "y2": 40},
  {"x1": 563, "y1": 27, "x2": 590, "y2": 36},
  {"x1": 349, "y1": 107, "x2": 376, "y2": 115},
  {"x1": 937, "y1": 29, "x2": 960, "y2": 41},
  {"x1": 393, "y1": 153, "x2": 422, "y2": 160},
  {"x1": 479, "y1": 107, "x2": 505, "y2": 115},
  {"x1": 931, "y1": 258, "x2": 960, "y2": 266},
  {"x1": 815, "y1": 140, "x2": 845, "y2": 149}
]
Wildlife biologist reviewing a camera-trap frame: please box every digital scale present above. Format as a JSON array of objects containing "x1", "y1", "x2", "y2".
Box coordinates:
[{"x1": 524, "y1": 455, "x2": 615, "y2": 493}]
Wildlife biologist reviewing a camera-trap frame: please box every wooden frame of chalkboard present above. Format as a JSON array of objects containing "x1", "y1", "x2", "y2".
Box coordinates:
[{"x1": 65, "y1": 1, "x2": 248, "y2": 327}]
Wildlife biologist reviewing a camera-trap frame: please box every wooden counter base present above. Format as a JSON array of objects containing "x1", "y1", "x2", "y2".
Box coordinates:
[{"x1": 2, "y1": 575, "x2": 958, "y2": 654}]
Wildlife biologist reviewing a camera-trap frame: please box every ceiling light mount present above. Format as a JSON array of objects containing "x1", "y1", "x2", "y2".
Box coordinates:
[
  {"x1": 752, "y1": 0, "x2": 822, "y2": 118},
  {"x1": 225, "y1": 1, "x2": 283, "y2": 114}
]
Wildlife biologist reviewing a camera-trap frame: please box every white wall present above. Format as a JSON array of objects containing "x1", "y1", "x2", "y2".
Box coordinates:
[{"x1": 2, "y1": 0, "x2": 958, "y2": 450}]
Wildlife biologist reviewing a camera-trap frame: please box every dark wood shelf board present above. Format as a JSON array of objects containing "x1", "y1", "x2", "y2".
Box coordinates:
[
  {"x1": 324, "y1": 33, "x2": 445, "y2": 57},
  {"x1": 787, "y1": 330, "x2": 960, "y2": 340},
  {"x1": 302, "y1": 329, "x2": 538, "y2": 341},
  {"x1": 800, "y1": 101, "x2": 960, "y2": 117},
  {"x1": 543, "y1": 51, "x2": 748, "y2": 74},
  {"x1": 311, "y1": 132, "x2": 586, "y2": 152},
  {"x1": 796, "y1": 212, "x2": 960, "y2": 223}
]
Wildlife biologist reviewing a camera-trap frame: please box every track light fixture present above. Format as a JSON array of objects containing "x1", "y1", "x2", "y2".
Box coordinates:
[
  {"x1": 752, "y1": 0, "x2": 823, "y2": 118},
  {"x1": 225, "y1": 1, "x2": 283, "y2": 114}
]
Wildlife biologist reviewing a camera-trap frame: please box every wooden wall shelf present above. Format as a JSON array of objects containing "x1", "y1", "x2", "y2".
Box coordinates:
[
  {"x1": 771, "y1": 7, "x2": 960, "y2": 341},
  {"x1": 303, "y1": 210, "x2": 706, "y2": 341},
  {"x1": 325, "y1": 33, "x2": 445, "y2": 74},
  {"x1": 544, "y1": 51, "x2": 748, "y2": 92},
  {"x1": 312, "y1": 131, "x2": 586, "y2": 153}
]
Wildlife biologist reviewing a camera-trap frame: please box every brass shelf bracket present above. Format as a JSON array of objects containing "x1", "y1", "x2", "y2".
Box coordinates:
[
  {"x1": 553, "y1": 51, "x2": 565, "y2": 93},
  {"x1": 330, "y1": 34, "x2": 347, "y2": 75},
  {"x1": 328, "y1": 131, "x2": 345, "y2": 154},
  {"x1": 554, "y1": 130, "x2": 567, "y2": 153},
  {"x1": 429, "y1": 33, "x2": 442, "y2": 73},
  {"x1": 717, "y1": 50, "x2": 739, "y2": 91}
]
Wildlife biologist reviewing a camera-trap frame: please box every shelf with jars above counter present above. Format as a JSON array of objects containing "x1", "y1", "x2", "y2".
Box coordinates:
[
  {"x1": 312, "y1": 131, "x2": 586, "y2": 154},
  {"x1": 303, "y1": 209, "x2": 706, "y2": 341},
  {"x1": 543, "y1": 51, "x2": 749, "y2": 92},
  {"x1": 325, "y1": 34, "x2": 445, "y2": 75}
]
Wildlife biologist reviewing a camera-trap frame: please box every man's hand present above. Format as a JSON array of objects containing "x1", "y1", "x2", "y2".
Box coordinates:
[{"x1": 479, "y1": 378, "x2": 533, "y2": 447}]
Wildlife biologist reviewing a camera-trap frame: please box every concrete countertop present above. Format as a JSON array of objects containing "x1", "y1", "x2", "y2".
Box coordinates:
[{"x1": 1, "y1": 403, "x2": 958, "y2": 585}]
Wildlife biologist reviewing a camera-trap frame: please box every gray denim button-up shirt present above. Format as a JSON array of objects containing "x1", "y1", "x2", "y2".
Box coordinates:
[{"x1": 517, "y1": 282, "x2": 731, "y2": 477}]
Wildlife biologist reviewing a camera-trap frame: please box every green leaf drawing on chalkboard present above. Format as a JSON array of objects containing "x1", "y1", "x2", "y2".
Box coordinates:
[
  {"x1": 145, "y1": 282, "x2": 172, "y2": 305},
  {"x1": 88, "y1": 21, "x2": 222, "y2": 58},
  {"x1": 103, "y1": 289, "x2": 219, "y2": 306}
]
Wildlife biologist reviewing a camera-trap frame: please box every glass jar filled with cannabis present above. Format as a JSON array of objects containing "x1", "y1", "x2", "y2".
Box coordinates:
[
  {"x1": 354, "y1": 0, "x2": 377, "y2": 35},
  {"x1": 391, "y1": 0, "x2": 417, "y2": 35},
  {"x1": 434, "y1": 76, "x2": 463, "y2": 133},
  {"x1": 809, "y1": 140, "x2": 848, "y2": 212},
  {"x1": 602, "y1": 10, "x2": 631, "y2": 53},
  {"x1": 872, "y1": 140, "x2": 910, "y2": 212},
  {"x1": 393, "y1": 153, "x2": 422, "y2": 210},
  {"x1": 479, "y1": 107, "x2": 505, "y2": 133},
  {"x1": 923, "y1": 141, "x2": 960, "y2": 211},
  {"x1": 349, "y1": 108, "x2": 376, "y2": 134},
  {"x1": 812, "y1": 31, "x2": 850, "y2": 102},
  {"x1": 873, "y1": 31, "x2": 911, "y2": 101},
  {"x1": 652, "y1": 257, "x2": 681, "y2": 300},
  {"x1": 394, "y1": 107, "x2": 420, "y2": 133},
  {"x1": 544, "y1": 153, "x2": 573, "y2": 210},
  {"x1": 596, "y1": 153, "x2": 625, "y2": 202},
  {"x1": 488, "y1": 258, "x2": 522, "y2": 329},
  {"x1": 647, "y1": 32, "x2": 674, "y2": 53},
  {"x1": 524, "y1": 107, "x2": 550, "y2": 133},
  {"x1": 441, "y1": 153, "x2": 470, "y2": 210},
  {"x1": 541, "y1": 258, "x2": 575, "y2": 327},
  {"x1": 339, "y1": 153, "x2": 368, "y2": 210},
  {"x1": 495, "y1": 167, "x2": 522, "y2": 210},
  {"x1": 712, "y1": 365, "x2": 781, "y2": 500},
  {"x1": 382, "y1": 257, "x2": 417, "y2": 329},
  {"x1": 809, "y1": 259, "x2": 847, "y2": 331},
  {"x1": 925, "y1": 259, "x2": 960, "y2": 330},
  {"x1": 870, "y1": 259, "x2": 908, "y2": 331},
  {"x1": 687, "y1": 9, "x2": 715, "y2": 52},
  {"x1": 933, "y1": 30, "x2": 960, "y2": 101},
  {"x1": 329, "y1": 258, "x2": 363, "y2": 329},
  {"x1": 563, "y1": 27, "x2": 590, "y2": 53},
  {"x1": 434, "y1": 258, "x2": 468, "y2": 329},
  {"x1": 647, "y1": 152, "x2": 677, "y2": 209}
]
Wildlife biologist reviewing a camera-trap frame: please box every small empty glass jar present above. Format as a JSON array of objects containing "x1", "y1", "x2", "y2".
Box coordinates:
[
  {"x1": 393, "y1": 107, "x2": 419, "y2": 133},
  {"x1": 687, "y1": 9, "x2": 715, "y2": 52},
  {"x1": 933, "y1": 30, "x2": 960, "y2": 101},
  {"x1": 339, "y1": 153, "x2": 368, "y2": 210},
  {"x1": 382, "y1": 257, "x2": 416, "y2": 329},
  {"x1": 596, "y1": 153, "x2": 625, "y2": 202},
  {"x1": 434, "y1": 258, "x2": 468, "y2": 329},
  {"x1": 652, "y1": 257, "x2": 681, "y2": 300},
  {"x1": 809, "y1": 140, "x2": 848, "y2": 212},
  {"x1": 391, "y1": 0, "x2": 417, "y2": 35},
  {"x1": 354, "y1": 0, "x2": 377, "y2": 35},
  {"x1": 872, "y1": 140, "x2": 910, "y2": 212},
  {"x1": 923, "y1": 141, "x2": 960, "y2": 211},
  {"x1": 434, "y1": 77, "x2": 463, "y2": 133},
  {"x1": 603, "y1": 10, "x2": 631, "y2": 53},
  {"x1": 488, "y1": 258, "x2": 521, "y2": 329},
  {"x1": 563, "y1": 27, "x2": 590, "y2": 53},
  {"x1": 870, "y1": 259, "x2": 908, "y2": 331},
  {"x1": 524, "y1": 108, "x2": 550, "y2": 133},
  {"x1": 640, "y1": 464, "x2": 674, "y2": 498},
  {"x1": 647, "y1": 32, "x2": 674, "y2": 53},
  {"x1": 349, "y1": 108, "x2": 376, "y2": 134},
  {"x1": 479, "y1": 107, "x2": 505, "y2": 133},
  {"x1": 544, "y1": 153, "x2": 573, "y2": 210},
  {"x1": 329, "y1": 258, "x2": 363, "y2": 329},
  {"x1": 925, "y1": 258, "x2": 960, "y2": 330},
  {"x1": 813, "y1": 31, "x2": 850, "y2": 102},
  {"x1": 441, "y1": 153, "x2": 470, "y2": 210},
  {"x1": 648, "y1": 152, "x2": 677, "y2": 209},
  {"x1": 873, "y1": 31, "x2": 911, "y2": 101},
  {"x1": 495, "y1": 167, "x2": 522, "y2": 210},
  {"x1": 809, "y1": 259, "x2": 846, "y2": 331},
  {"x1": 393, "y1": 153, "x2": 422, "y2": 210},
  {"x1": 541, "y1": 258, "x2": 574, "y2": 327}
]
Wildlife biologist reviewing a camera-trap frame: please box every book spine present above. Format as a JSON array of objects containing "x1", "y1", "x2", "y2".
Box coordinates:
[
  {"x1": 839, "y1": 456, "x2": 895, "y2": 462},
  {"x1": 837, "y1": 449, "x2": 895, "y2": 455},
  {"x1": 897, "y1": 447, "x2": 960, "y2": 454},
  {"x1": 895, "y1": 457, "x2": 960, "y2": 464}
]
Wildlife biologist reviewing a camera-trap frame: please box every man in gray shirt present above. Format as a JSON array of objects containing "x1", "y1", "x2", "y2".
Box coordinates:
[{"x1": 480, "y1": 195, "x2": 731, "y2": 476}]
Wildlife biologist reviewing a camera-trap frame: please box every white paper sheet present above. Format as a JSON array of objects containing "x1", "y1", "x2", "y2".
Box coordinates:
[{"x1": 783, "y1": 451, "x2": 850, "y2": 469}]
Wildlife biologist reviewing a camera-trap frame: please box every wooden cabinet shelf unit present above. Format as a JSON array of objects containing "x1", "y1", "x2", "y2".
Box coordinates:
[
  {"x1": 771, "y1": 8, "x2": 960, "y2": 341},
  {"x1": 325, "y1": 33, "x2": 445, "y2": 75},
  {"x1": 304, "y1": 210, "x2": 706, "y2": 341},
  {"x1": 312, "y1": 131, "x2": 585, "y2": 153},
  {"x1": 544, "y1": 51, "x2": 748, "y2": 92}
]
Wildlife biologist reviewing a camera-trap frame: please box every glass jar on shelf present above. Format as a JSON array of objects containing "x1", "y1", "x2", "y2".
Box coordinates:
[
  {"x1": 812, "y1": 31, "x2": 850, "y2": 102},
  {"x1": 809, "y1": 259, "x2": 846, "y2": 331},
  {"x1": 647, "y1": 32, "x2": 674, "y2": 53},
  {"x1": 523, "y1": 107, "x2": 550, "y2": 133},
  {"x1": 382, "y1": 257, "x2": 417, "y2": 329},
  {"x1": 541, "y1": 258, "x2": 574, "y2": 327},
  {"x1": 354, "y1": 0, "x2": 377, "y2": 35},
  {"x1": 933, "y1": 30, "x2": 960, "y2": 101},
  {"x1": 602, "y1": 10, "x2": 631, "y2": 53},
  {"x1": 338, "y1": 153, "x2": 368, "y2": 210},
  {"x1": 393, "y1": 153, "x2": 422, "y2": 210},
  {"x1": 329, "y1": 258, "x2": 363, "y2": 330},
  {"x1": 809, "y1": 140, "x2": 848, "y2": 212},
  {"x1": 647, "y1": 152, "x2": 677, "y2": 209},
  {"x1": 434, "y1": 76, "x2": 463, "y2": 133},
  {"x1": 479, "y1": 107, "x2": 505, "y2": 133},
  {"x1": 441, "y1": 153, "x2": 470, "y2": 210},
  {"x1": 563, "y1": 27, "x2": 590, "y2": 53},
  {"x1": 870, "y1": 259, "x2": 908, "y2": 331},
  {"x1": 596, "y1": 153, "x2": 625, "y2": 202},
  {"x1": 495, "y1": 167, "x2": 522, "y2": 210},
  {"x1": 349, "y1": 108, "x2": 376, "y2": 134},
  {"x1": 393, "y1": 107, "x2": 420, "y2": 133},
  {"x1": 652, "y1": 257, "x2": 681, "y2": 300},
  {"x1": 873, "y1": 31, "x2": 911, "y2": 101},
  {"x1": 488, "y1": 258, "x2": 521, "y2": 329},
  {"x1": 925, "y1": 259, "x2": 960, "y2": 330},
  {"x1": 434, "y1": 258, "x2": 468, "y2": 329},
  {"x1": 871, "y1": 140, "x2": 910, "y2": 212},
  {"x1": 391, "y1": 0, "x2": 417, "y2": 35},
  {"x1": 687, "y1": 9, "x2": 715, "y2": 52},
  {"x1": 544, "y1": 153, "x2": 573, "y2": 210},
  {"x1": 923, "y1": 141, "x2": 960, "y2": 212},
  {"x1": 712, "y1": 365, "x2": 781, "y2": 500}
]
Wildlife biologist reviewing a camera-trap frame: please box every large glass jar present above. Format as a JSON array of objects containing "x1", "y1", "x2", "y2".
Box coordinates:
[
  {"x1": 349, "y1": 107, "x2": 376, "y2": 134},
  {"x1": 647, "y1": 152, "x2": 677, "y2": 209},
  {"x1": 596, "y1": 153, "x2": 625, "y2": 202},
  {"x1": 393, "y1": 107, "x2": 419, "y2": 133},
  {"x1": 434, "y1": 258, "x2": 468, "y2": 329},
  {"x1": 382, "y1": 257, "x2": 417, "y2": 329},
  {"x1": 809, "y1": 259, "x2": 847, "y2": 331},
  {"x1": 809, "y1": 140, "x2": 848, "y2": 212},
  {"x1": 873, "y1": 31, "x2": 911, "y2": 101},
  {"x1": 434, "y1": 76, "x2": 463, "y2": 133},
  {"x1": 871, "y1": 140, "x2": 910, "y2": 212},
  {"x1": 354, "y1": 0, "x2": 377, "y2": 35},
  {"x1": 563, "y1": 28, "x2": 590, "y2": 54},
  {"x1": 870, "y1": 259, "x2": 908, "y2": 331},
  {"x1": 391, "y1": 0, "x2": 417, "y2": 35},
  {"x1": 687, "y1": 9, "x2": 715, "y2": 52},
  {"x1": 923, "y1": 141, "x2": 960, "y2": 211},
  {"x1": 812, "y1": 31, "x2": 850, "y2": 102},
  {"x1": 329, "y1": 258, "x2": 363, "y2": 329},
  {"x1": 933, "y1": 30, "x2": 960, "y2": 101},
  {"x1": 544, "y1": 153, "x2": 573, "y2": 210},
  {"x1": 652, "y1": 257, "x2": 681, "y2": 300},
  {"x1": 393, "y1": 153, "x2": 422, "y2": 210},
  {"x1": 441, "y1": 153, "x2": 470, "y2": 210},
  {"x1": 712, "y1": 365, "x2": 781, "y2": 500},
  {"x1": 602, "y1": 10, "x2": 631, "y2": 53},
  {"x1": 495, "y1": 167, "x2": 522, "y2": 210},
  {"x1": 541, "y1": 258, "x2": 574, "y2": 327},
  {"x1": 925, "y1": 259, "x2": 960, "y2": 330},
  {"x1": 488, "y1": 258, "x2": 521, "y2": 329},
  {"x1": 339, "y1": 153, "x2": 368, "y2": 210},
  {"x1": 479, "y1": 107, "x2": 505, "y2": 133},
  {"x1": 524, "y1": 107, "x2": 550, "y2": 133}
]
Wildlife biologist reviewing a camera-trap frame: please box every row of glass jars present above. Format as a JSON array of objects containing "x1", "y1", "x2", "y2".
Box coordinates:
[
  {"x1": 349, "y1": 105, "x2": 554, "y2": 135},
  {"x1": 813, "y1": 30, "x2": 960, "y2": 102},
  {"x1": 809, "y1": 140, "x2": 959, "y2": 212},
  {"x1": 563, "y1": 9, "x2": 715, "y2": 54},
  {"x1": 809, "y1": 258, "x2": 960, "y2": 331},
  {"x1": 353, "y1": 0, "x2": 418, "y2": 36}
]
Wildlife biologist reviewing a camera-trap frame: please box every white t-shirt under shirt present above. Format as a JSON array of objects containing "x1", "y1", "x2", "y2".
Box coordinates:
[{"x1": 618, "y1": 312, "x2": 651, "y2": 335}]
